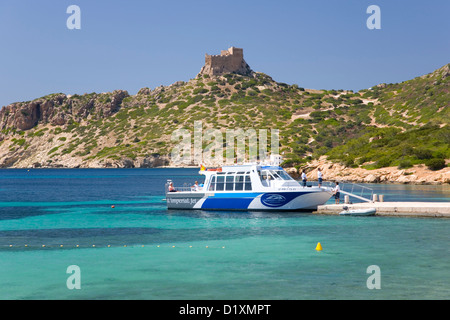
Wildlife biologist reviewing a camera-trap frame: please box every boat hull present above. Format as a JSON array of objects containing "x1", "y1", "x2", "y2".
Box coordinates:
[{"x1": 166, "y1": 190, "x2": 332, "y2": 211}]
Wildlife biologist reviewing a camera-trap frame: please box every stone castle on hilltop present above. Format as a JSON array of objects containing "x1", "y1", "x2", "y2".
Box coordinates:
[{"x1": 199, "y1": 47, "x2": 253, "y2": 77}]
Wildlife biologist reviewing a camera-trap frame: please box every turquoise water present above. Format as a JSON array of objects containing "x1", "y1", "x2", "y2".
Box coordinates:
[{"x1": 0, "y1": 169, "x2": 449, "y2": 299}]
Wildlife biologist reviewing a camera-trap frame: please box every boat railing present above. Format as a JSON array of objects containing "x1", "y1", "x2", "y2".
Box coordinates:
[
  {"x1": 296, "y1": 179, "x2": 374, "y2": 202},
  {"x1": 339, "y1": 181, "x2": 374, "y2": 203},
  {"x1": 297, "y1": 180, "x2": 334, "y2": 188},
  {"x1": 165, "y1": 181, "x2": 204, "y2": 194}
]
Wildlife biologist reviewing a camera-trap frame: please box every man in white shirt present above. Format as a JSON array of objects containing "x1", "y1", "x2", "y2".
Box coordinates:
[
  {"x1": 301, "y1": 171, "x2": 307, "y2": 187},
  {"x1": 318, "y1": 168, "x2": 323, "y2": 187},
  {"x1": 192, "y1": 181, "x2": 200, "y2": 191}
]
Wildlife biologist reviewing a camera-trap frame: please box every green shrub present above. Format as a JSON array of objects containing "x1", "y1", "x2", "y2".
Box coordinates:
[
  {"x1": 48, "y1": 146, "x2": 60, "y2": 155},
  {"x1": 414, "y1": 148, "x2": 433, "y2": 160},
  {"x1": 375, "y1": 156, "x2": 392, "y2": 168},
  {"x1": 426, "y1": 158, "x2": 446, "y2": 171},
  {"x1": 193, "y1": 88, "x2": 208, "y2": 94},
  {"x1": 398, "y1": 160, "x2": 413, "y2": 169},
  {"x1": 343, "y1": 157, "x2": 357, "y2": 168}
]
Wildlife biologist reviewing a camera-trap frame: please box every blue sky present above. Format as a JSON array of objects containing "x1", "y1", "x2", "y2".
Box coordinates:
[{"x1": 0, "y1": 0, "x2": 449, "y2": 107}]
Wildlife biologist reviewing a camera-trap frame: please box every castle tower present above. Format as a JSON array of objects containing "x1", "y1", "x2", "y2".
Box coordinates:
[{"x1": 199, "y1": 47, "x2": 253, "y2": 77}]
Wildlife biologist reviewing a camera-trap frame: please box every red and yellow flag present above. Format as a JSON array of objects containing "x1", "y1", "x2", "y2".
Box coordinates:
[{"x1": 200, "y1": 164, "x2": 206, "y2": 171}]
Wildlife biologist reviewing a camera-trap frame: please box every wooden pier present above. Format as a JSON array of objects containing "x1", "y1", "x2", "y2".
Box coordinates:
[{"x1": 315, "y1": 202, "x2": 450, "y2": 218}]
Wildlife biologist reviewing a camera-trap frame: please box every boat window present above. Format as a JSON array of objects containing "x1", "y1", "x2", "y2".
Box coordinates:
[
  {"x1": 216, "y1": 176, "x2": 225, "y2": 191},
  {"x1": 209, "y1": 176, "x2": 216, "y2": 191},
  {"x1": 235, "y1": 175, "x2": 244, "y2": 191},
  {"x1": 260, "y1": 170, "x2": 267, "y2": 180},
  {"x1": 260, "y1": 170, "x2": 276, "y2": 180},
  {"x1": 270, "y1": 171, "x2": 282, "y2": 180},
  {"x1": 259, "y1": 170, "x2": 268, "y2": 186},
  {"x1": 244, "y1": 175, "x2": 252, "y2": 191},
  {"x1": 272, "y1": 170, "x2": 293, "y2": 180},
  {"x1": 226, "y1": 176, "x2": 234, "y2": 191}
]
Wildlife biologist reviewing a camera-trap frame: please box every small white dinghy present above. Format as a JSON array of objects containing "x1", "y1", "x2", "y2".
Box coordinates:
[{"x1": 339, "y1": 206, "x2": 376, "y2": 216}]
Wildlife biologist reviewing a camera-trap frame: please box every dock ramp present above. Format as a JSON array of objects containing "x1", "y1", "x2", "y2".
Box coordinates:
[{"x1": 339, "y1": 182, "x2": 374, "y2": 203}]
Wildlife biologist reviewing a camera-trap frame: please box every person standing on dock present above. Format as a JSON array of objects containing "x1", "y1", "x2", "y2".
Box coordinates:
[
  {"x1": 333, "y1": 182, "x2": 340, "y2": 204},
  {"x1": 301, "y1": 170, "x2": 307, "y2": 187},
  {"x1": 317, "y1": 168, "x2": 323, "y2": 187}
]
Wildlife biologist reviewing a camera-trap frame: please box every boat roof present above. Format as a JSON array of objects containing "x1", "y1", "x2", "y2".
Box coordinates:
[
  {"x1": 260, "y1": 166, "x2": 283, "y2": 170},
  {"x1": 200, "y1": 164, "x2": 284, "y2": 174}
]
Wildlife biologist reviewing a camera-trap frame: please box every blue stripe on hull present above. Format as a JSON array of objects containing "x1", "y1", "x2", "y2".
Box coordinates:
[
  {"x1": 200, "y1": 192, "x2": 314, "y2": 210},
  {"x1": 201, "y1": 197, "x2": 254, "y2": 210}
]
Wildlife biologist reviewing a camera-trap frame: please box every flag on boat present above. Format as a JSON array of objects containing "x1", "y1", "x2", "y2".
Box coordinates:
[{"x1": 200, "y1": 164, "x2": 206, "y2": 171}]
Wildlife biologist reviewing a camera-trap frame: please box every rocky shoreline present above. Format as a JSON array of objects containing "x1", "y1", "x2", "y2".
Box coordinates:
[
  {"x1": 285, "y1": 159, "x2": 450, "y2": 185},
  {"x1": 2, "y1": 157, "x2": 449, "y2": 185}
]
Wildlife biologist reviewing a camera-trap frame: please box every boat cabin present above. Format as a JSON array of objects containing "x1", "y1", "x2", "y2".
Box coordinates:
[{"x1": 200, "y1": 165, "x2": 301, "y2": 193}]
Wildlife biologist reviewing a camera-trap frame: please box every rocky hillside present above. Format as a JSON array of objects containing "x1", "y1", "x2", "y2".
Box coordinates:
[{"x1": 0, "y1": 63, "x2": 448, "y2": 183}]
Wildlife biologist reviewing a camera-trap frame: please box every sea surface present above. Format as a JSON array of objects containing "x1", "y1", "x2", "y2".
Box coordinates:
[{"x1": 0, "y1": 168, "x2": 449, "y2": 300}]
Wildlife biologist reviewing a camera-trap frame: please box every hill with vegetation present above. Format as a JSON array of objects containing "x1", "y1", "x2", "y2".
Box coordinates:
[{"x1": 0, "y1": 63, "x2": 448, "y2": 182}]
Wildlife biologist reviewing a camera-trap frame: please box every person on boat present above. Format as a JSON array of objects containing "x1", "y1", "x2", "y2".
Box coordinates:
[
  {"x1": 192, "y1": 181, "x2": 200, "y2": 191},
  {"x1": 301, "y1": 170, "x2": 307, "y2": 187},
  {"x1": 333, "y1": 182, "x2": 341, "y2": 204},
  {"x1": 168, "y1": 182, "x2": 177, "y2": 192},
  {"x1": 317, "y1": 168, "x2": 323, "y2": 187}
]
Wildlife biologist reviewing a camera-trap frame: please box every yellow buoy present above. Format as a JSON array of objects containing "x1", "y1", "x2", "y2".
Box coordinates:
[{"x1": 315, "y1": 242, "x2": 323, "y2": 251}]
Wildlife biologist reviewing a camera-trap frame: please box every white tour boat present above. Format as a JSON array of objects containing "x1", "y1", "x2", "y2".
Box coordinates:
[{"x1": 165, "y1": 155, "x2": 333, "y2": 211}]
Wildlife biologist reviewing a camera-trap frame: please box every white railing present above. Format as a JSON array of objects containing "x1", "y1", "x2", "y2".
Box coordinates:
[
  {"x1": 338, "y1": 181, "x2": 374, "y2": 202},
  {"x1": 296, "y1": 179, "x2": 374, "y2": 202},
  {"x1": 165, "y1": 181, "x2": 204, "y2": 194}
]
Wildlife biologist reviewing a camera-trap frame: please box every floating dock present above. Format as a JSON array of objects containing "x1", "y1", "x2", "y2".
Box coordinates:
[{"x1": 315, "y1": 202, "x2": 450, "y2": 218}]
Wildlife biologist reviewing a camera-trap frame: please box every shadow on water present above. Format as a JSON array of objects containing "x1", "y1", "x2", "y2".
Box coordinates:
[
  {"x1": 166, "y1": 209, "x2": 314, "y2": 220},
  {"x1": 0, "y1": 221, "x2": 324, "y2": 251}
]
